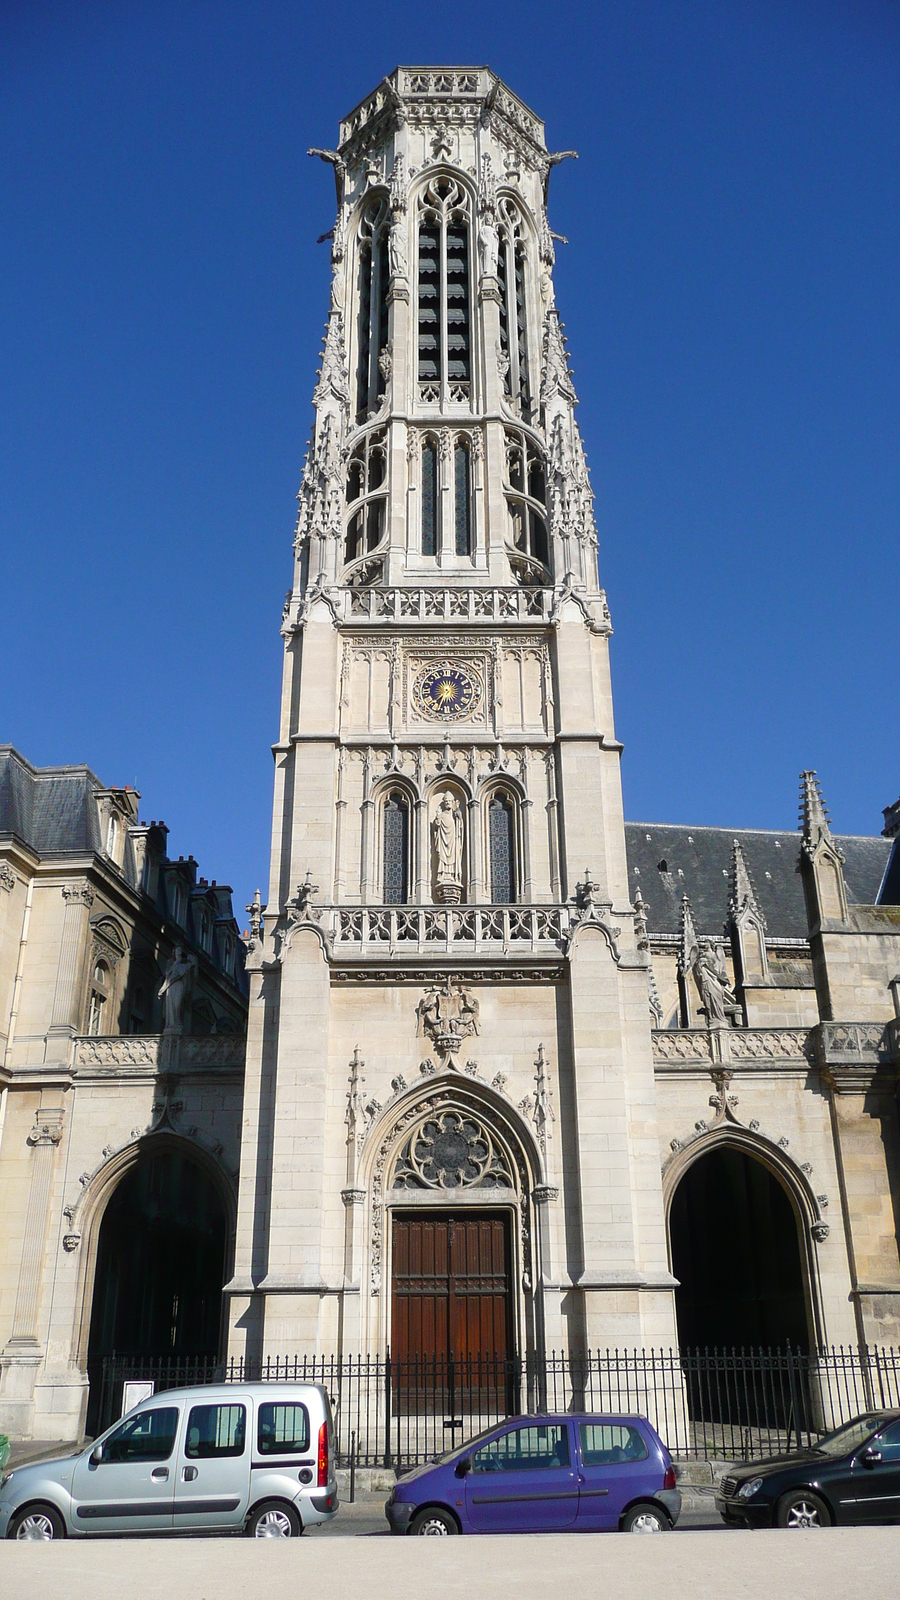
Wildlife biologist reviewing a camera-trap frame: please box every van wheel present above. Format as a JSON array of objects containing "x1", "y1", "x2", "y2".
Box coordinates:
[
  {"x1": 246, "y1": 1501, "x2": 302, "y2": 1538},
  {"x1": 409, "y1": 1507, "x2": 459, "y2": 1536},
  {"x1": 9, "y1": 1503, "x2": 66, "y2": 1541},
  {"x1": 621, "y1": 1502, "x2": 671, "y2": 1533}
]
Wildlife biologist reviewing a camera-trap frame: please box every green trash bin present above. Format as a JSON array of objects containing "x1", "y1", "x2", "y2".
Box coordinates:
[{"x1": 0, "y1": 1436, "x2": 9, "y2": 1472}]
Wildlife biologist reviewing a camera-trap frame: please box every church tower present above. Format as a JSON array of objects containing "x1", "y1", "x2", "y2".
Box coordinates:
[{"x1": 228, "y1": 68, "x2": 677, "y2": 1365}]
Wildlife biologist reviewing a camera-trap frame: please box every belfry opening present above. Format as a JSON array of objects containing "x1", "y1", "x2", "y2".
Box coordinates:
[
  {"x1": 669, "y1": 1145, "x2": 810, "y2": 1351},
  {"x1": 85, "y1": 1148, "x2": 227, "y2": 1431}
]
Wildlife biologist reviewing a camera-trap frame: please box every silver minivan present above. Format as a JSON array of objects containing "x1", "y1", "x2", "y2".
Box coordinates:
[{"x1": 0, "y1": 1382, "x2": 338, "y2": 1540}]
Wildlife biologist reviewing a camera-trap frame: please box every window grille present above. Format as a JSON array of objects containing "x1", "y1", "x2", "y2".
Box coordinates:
[
  {"x1": 488, "y1": 794, "x2": 515, "y2": 904},
  {"x1": 383, "y1": 794, "x2": 409, "y2": 904}
]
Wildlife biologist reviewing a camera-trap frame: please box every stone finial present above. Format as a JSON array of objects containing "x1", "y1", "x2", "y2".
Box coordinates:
[
  {"x1": 677, "y1": 894, "x2": 699, "y2": 977},
  {"x1": 729, "y1": 839, "x2": 766, "y2": 928},
  {"x1": 799, "y1": 771, "x2": 844, "y2": 863}
]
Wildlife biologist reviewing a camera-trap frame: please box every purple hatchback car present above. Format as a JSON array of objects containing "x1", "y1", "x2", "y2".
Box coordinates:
[{"x1": 385, "y1": 1414, "x2": 681, "y2": 1536}]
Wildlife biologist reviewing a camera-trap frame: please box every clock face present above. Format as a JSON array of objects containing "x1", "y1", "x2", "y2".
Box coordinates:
[{"x1": 413, "y1": 662, "x2": 483, "y2": 721}]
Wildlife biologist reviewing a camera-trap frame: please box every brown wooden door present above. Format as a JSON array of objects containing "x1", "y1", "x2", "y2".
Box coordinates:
[{"x1": 391, "y1": 1211, "x2": 512, "y2": 1365}]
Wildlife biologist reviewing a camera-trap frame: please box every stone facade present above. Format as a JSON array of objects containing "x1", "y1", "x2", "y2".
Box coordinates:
[{"x1": 0, "y1": 749, "x2": 248, "y2": 1439}]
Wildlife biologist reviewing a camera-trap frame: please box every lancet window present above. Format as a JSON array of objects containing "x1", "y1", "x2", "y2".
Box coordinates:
[
  {"x1": 421, "y1": 436, "x2": 439, "y2": 557},
  {"x1": 454, "y1": 439, "x2": 471, "y2": 556},
  {"x1": 503, "y1": 428, "x2": 549, "y2": 582},
  {"x1": 488, "y1": 792, "x2": 517, "y2": 904},
  {"x1": 416, "y1": 177, "x2": 472, "y2": 407},
  {"x1": 418, "y1": 432, "x2": 474, "y2": 559},
  {"x1": 382, "y1": 790, "x2": 411, "y2": 904},
  {"x1": 496, "y1": 199, "x2": 532, "y2": 420},
  {"x1": 345, "y1": 429, "x2": 387, "y2": 574},
  {"x1": 355, "y1": 197, "x2": 390, "y2": 424}
]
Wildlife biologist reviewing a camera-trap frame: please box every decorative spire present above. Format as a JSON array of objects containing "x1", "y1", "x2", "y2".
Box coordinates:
[
  {"x1": 729, "y1": 840, "x2": 766, "y2": 929},
  {"x1": 677, "y1": 894, "x2": 699, "y2": 977},
  {"x1": 800, "y1": 771, "x2": 844, "y2": 862}
]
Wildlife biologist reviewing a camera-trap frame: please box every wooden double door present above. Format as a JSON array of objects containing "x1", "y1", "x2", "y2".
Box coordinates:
[{"x1": 390, "y1": 1210, "x2": 513, "y2": 1373}]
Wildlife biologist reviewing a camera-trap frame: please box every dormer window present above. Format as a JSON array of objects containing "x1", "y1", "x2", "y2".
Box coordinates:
[{"x1": 106, "y1": 816, "x2": 119, "y2": 857}]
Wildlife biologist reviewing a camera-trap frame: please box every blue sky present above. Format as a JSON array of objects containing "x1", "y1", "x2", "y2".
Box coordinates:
[{"x1": 2, "y1": 0, "x2": 898, "y2": 923}]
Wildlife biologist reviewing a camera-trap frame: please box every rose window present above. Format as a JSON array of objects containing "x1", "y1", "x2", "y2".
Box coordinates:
[{"x1": 392, "y1": 1110, "x2": 513, "y2": 1190}]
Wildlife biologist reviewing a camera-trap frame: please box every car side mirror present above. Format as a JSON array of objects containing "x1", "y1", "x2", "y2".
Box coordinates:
[
  {"x1": 454, "y1": 1456, "x2": 472, "y2": 1479},
  {"x1": 861, "y1": 1447, "x2": 882, "y2": 1468},
  {"x1": 90, "y1": 1443, "x2": 104, "y2": 1465}
]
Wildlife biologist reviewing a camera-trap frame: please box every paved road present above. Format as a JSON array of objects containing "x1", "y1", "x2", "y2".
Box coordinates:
[{"x1": 0, "y1": 1525, "x2": 896, "y2": 1600}]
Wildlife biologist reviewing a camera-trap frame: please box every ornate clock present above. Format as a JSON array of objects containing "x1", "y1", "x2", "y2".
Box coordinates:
[{"x1": 413, "y1": 661, "x2": 483, "y2": 722}]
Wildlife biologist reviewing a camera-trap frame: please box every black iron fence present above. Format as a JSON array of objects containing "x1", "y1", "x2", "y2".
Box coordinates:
[{"x1": 97, "y1": 1345, "x2": 900, "y2": 1465}]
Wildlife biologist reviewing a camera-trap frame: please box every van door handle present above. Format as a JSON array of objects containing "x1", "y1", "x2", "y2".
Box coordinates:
[
  {"x1": 182, "y1": 1466, "x2": 198, "y2": 1482},
  {"x1": 151, "y1": 1468, "x2": 169, "y2": 1481}
]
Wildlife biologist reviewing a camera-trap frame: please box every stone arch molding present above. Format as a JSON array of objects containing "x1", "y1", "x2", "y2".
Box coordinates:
[
  {"x1": 359, "y1": 1073, "x2": 544, "y2": 1298},
  {"x1": 65, "y1": 1127, "x2": 237, "y2": 1373},
  {"x1": 662, "y1": 1081, "x2": 829, "y2": 1245}
]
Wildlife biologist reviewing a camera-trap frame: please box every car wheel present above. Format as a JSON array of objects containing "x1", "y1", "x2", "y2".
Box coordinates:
[
  {"x1": 246, "y1": 1500, "x2": 302, "y2": 1538},
  {"x1": 409, "y1": 1507, "x2": 459, "y2": 1536},
  {"x1": 621, "y1": 1502, "x2": 671, "y2": 1533},
  {"x1": 8, "y1": 1503, "x2": 66, "y2": 1541},
  {"x1": 777, "y1": 1490, "x2": 830, "y2": 1530}
]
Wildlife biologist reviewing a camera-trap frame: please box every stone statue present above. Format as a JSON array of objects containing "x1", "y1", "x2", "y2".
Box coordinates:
[
  {"x1": 694, "y1": 940, "x2": 740, "y2": 1028},
  {"x1": 416, "y1": 979, "x2": 480, "y2": 1055},
  {"x1": 158, "y1": 947, "x2": 198, "y2": 1032},
  {"x1": 478, "y1": 213, "x2": 499, "y2": 279},
  {"x1": 388, "y1": 216, "x2": 407, "y2": 279},
  {"x1": 432, "y1": 793, "x2": 464, "y2": 902}
]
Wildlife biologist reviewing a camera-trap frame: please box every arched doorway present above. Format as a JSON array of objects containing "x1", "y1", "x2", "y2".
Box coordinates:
[
  {"x1": 85, "y1": 1147, "x2": 227, "y2": 1431},
  {"x1": 669, "y1": 1144, "x2": 810, "y2": 1351}
]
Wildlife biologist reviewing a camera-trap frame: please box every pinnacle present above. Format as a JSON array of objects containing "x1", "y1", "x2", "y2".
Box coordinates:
[{"x1": 728, "y1": 838, "x2": 765, "y2": 926}]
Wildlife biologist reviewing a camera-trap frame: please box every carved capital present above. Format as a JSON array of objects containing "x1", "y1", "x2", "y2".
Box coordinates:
[
  {"x1": 62, "y1": 883, "x2": 94, "y2": 908},
  {"x1": 27, "y1": 1112, "x2": 64, "y2": 1147},
  {"x1": 341, "y1": 1188, "x2": 366, "y2": 1207},
  {"x1": 532, "y1": 1185, "x2": 559, "y2": 1204}
]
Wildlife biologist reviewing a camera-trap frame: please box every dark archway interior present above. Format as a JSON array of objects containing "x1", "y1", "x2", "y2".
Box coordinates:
[
  {"x1": 86, "y1": 1149, "x2": 227, "y2": 1431},
  {"x1": 670, "y1": 1145, "x2": 809, "y2": 1350}
]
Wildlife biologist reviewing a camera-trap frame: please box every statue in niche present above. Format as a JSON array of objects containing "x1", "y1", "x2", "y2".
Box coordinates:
[
  {"x1": 478, "y1": 212, "x2": 499, "y2": 279},
  {"x1": 388, "y1": 214, "x2": 407, "y2": 279},
  {"x1": 158, "y1": 947, "x2": 198, "y2": 1033},
  {"x1": 432, "y1": 793, "x2": 464, "y2": 903},
  {"x1": 694, "y1": 940, "x2": 741, "y2": 1028}
]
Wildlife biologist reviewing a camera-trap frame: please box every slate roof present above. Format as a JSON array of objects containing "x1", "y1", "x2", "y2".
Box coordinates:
[
  {"x1": 0, "y1": 746, "x2": 102, "y2": 856},
  {"x1": 624, "y1": 822, "x2": 892, "y2": 940}
]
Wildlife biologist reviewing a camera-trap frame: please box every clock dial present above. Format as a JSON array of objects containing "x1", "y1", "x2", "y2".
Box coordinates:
[{"x1": 413, "y1": 662, "x2": 483, "y2": 722}]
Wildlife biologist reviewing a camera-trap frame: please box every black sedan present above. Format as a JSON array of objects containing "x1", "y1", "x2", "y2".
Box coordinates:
[{"x1": 715, "y1": 1411, "x2": 900, "y2": 1528}]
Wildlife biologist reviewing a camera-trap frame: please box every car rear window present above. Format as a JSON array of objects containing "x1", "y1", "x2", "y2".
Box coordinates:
[
  {"x1": 579, "y1": 1423, "x2": 648, "y2": 1464},
  {"x1": 257, "y1": 1402, "x2": 310, "y2": 1456},
  {"x1": 185, "y1": 1404, "x2": 246, "y2": 1460}
]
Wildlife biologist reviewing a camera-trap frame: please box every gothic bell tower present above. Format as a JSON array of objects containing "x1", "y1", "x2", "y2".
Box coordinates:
[{"x1": 227, "y1": 68, "x2": 677, "y2": 1364}]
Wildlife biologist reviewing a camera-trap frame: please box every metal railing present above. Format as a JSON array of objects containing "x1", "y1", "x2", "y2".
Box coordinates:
[{"x1": 96, "y1": 1345, "x2": 900, "y2": 1465}]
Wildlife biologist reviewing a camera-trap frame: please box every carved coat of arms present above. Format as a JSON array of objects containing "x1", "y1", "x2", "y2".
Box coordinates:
[{"x1": 416, "y1": 979, "x2": 480, "y2": 1059}]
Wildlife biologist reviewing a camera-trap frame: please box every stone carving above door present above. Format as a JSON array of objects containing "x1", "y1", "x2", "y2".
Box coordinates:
[
  {"x1": 415, "y1": 978, "x2": 480, "y2": 1058},
  {"x1": 392, "y1": 1109, "x2": 513, "y2": 1190}
]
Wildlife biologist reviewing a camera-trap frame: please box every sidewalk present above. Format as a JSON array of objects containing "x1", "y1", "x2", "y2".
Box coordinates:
[{"x1": 0, "y1": 1526, "x2": 896, "y2": 1599}]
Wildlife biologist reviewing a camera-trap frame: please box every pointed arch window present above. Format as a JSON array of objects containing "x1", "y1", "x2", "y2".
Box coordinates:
[
  {"x1": 421, "y1": 436, "x2": 439, "y2": 557},
  {"x1": 355, "y1": 197, "x2": 390, "y2": 423},
  {"x1": 383, "y1": 791, "x2": 410, "y2": 905},
  {"x1": 416, "y1": 176, "x2": 472, "y2": 407},
  {"x1": 504, "y1": 427, "x2": 549, "y2": 583},
  {"x1": 345, "y1": 429, "x2": 387, "y2": 576},
  {"x1": 488, "y1": 793, "x2": 516, "y2": 905},
  {"x1": 497, "y1": 199, "x2": 532, "y2": 420},
  {"x1": 88, "y1": 959, "x2": 110, "y2": 1035},
  {"x1": 453, "y1": 439, "x2": 471, "y2": 556}
]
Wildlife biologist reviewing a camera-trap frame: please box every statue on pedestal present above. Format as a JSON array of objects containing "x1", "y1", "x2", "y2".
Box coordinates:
[
  {"x1": 432, "y1": 793, "x2": 464, "y2": 904},
  {"x1": 158, "y1": 947, "x2": 198, "y2": 1033}
]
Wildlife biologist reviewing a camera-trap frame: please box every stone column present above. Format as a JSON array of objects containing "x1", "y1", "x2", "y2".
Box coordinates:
[
  {"x1": 46, "y1": 884, "x2": 93, "y2": 1047},
  {"x1": 0, "y1": 1109, "x2": 65, "y2": 1436}
]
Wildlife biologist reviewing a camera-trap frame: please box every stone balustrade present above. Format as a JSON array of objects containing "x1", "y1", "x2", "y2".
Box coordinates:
[
  {"x1": 330, "y1": 904, "x2": 570, "y2": 954},
  {"x1": 73, "y1": 1034, "x2": 246, "y2": 1070}
]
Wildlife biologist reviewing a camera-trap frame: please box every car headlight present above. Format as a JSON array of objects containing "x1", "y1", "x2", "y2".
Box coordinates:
[{"x1": 737, "y1": 1478, "x2": 764, "y2": 1500}]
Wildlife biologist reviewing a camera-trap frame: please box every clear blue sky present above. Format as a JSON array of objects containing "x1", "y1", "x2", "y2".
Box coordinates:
[{"x1": 2, "y1": 0, "x2": 898, "y2": 924}]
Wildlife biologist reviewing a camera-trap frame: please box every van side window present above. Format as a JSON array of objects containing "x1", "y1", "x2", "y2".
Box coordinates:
[
  {"x1": 184, "y1": 1403, "x2": 246, "y2": 1460},
  {"x1": 103, "y1": 1407, "x2": 180, "y2": 1464},
  {"x1": 257, "y1": 1402, "x2": 310, "y2": 1456},
  {"x1": 578, "y1": 1423, "x2": 648, "y2": 1464}
]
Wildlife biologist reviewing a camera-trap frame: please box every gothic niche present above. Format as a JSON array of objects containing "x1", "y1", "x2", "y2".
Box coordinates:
[{"x1": 392, "y1": 1110, "x2": 513, "y2": 1191}]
